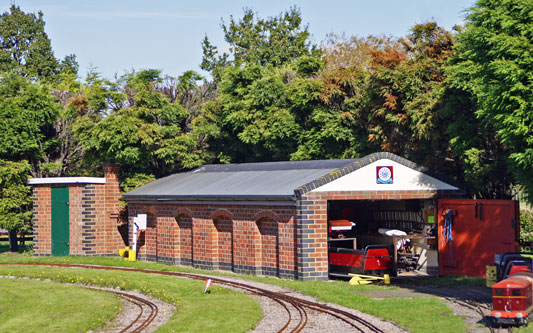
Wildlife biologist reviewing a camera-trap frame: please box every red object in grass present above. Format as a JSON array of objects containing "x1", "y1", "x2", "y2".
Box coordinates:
[{"x1": 204, "y1": 279, "x2": 213, "y2": 293}]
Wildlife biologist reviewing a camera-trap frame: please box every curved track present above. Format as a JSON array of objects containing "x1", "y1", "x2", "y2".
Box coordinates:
[
  {"x1": 108, "y1": 290, "x2": 159, "y2": 332},
  {"x1": 84, "y1": 287, "x2": 160, "y2": 332},
  {"x1": 444, "y1": 293, "x2": 501, "y2": 333},
  {"x1": 1, "y1": 263, "x2": 386, "y2": 332}
]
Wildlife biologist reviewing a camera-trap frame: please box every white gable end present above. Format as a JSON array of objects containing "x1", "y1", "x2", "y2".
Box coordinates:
[{"x1": 312, "y1": 158, "x2": 458, "y2": 192}]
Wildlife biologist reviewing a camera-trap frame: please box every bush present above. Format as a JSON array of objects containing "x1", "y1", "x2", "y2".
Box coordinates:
[{"x1": 520, "y1": 210, "x2": 533, "y2": 251}]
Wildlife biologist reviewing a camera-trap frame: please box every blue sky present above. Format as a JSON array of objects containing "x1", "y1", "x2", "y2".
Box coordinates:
[{"x1": 5, "y1": 1, "x2": 476, "y2": 80}]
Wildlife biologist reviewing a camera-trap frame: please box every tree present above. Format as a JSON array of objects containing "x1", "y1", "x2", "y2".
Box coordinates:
[
  {"x1": 202, "y1": 7, "x2": 318, "y2": 79},
  {"x1": 293, "y1": 63, "x2": 375, "y2": 160},
  {"x1": 442, "y1": 86, "x2": 514, "y2": 198},
  {"x1": 319, "y1": 24, "x2": 464, "y2": 175},
  {"x1": 448, "y1": 0, "x2": 533, "y2": 200},
  {"x1": 0, "y1": 5, "x2": 83, "y2": 177},
  {"x1": 156, "y1": 70, "x2": 216, "y2": 121},
  {"x1": 320, "y1": 22, "x2": 516, "y2": 198},
  {"x1": 0, "y1": 5, "x2": 77, "y2": 82},
  {"x1": 0, "y1": 160, "x2": 32, "y2": 251},
  {"x1": 321, "y1": 34, "x2": 397, "y2": 72},
  {"x1": 0, "y1": 74, "x2": 60, "y2": 177},
  {"x1": 200, "y1": 8, "x2": 328, "y2": 163},
  {"x1": 0, "y1": 73, "x2": 65, "y2": 249},
  {"x1": 74, "y1": 69, "x2": 212, "y2": 188},
  {"x1": 365, "y1": 23, "x2": 456, "y2": 164},
  {"x1": 216, "y1": 63, "x2": 304, "y2": 162},
  {"x1": 0, "y1": 6, "x2": 80, "y2": 251}
]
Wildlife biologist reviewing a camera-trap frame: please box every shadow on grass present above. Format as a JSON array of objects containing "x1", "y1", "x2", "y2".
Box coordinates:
[
  {"x1": 0, "y1": 242, "x2": 33, "y2": 256},
  {"x1": 351, "y1": 274, "x2": 492, "y2": 304}
]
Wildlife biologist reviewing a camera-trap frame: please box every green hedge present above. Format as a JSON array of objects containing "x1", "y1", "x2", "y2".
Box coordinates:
[{"x1": 521, "y1": 210, "x2": 533, "y2": 251}]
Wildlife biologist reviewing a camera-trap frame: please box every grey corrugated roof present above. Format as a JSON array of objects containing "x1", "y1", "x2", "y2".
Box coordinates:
[
  {"x1": 191, "y1": 159, "x2": 358, "y2": 172},
  {"x1": 123, "y1": 159, "x2": 358, "y2": 201}
]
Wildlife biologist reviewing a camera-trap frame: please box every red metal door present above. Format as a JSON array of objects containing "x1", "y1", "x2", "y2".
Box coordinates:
[{"x1": 438, "y1": 199, "x2": 520, "y2": 277}]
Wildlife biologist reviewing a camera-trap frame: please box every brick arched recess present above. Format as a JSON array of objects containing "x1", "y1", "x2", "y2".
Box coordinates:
[
  {"x1": 134, "y1": 208, "x2": 157, "y2": 261},
  {"x1": 175, "y1": 213, "x2": 193, "y2": 266},
  {"x1": 212, "y1": 210, "x2": 234, "y2": 271},
  {"x1": 256, "y1": 216, "x2": 279, "y2": 276},
  {"x1": 153, "y1": 206, "x2": 180, "y2": 265},
  {"x1": 126, "y1": 203, "x2": 298, "y2": 278}
]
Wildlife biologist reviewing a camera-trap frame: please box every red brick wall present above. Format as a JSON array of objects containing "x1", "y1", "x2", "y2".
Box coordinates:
[
  {"x1": 31, "y1": 165, "x2": 125, "y2": 257},
  {"x1": 68, "y1": 184, "x2": 85, "y2": 255},
  {"x1": 128, "y1": 203, "x2": 297, "y2": 278},
  {"x1": 32, "y1": 186, "x2": 51, "y2": 255}
]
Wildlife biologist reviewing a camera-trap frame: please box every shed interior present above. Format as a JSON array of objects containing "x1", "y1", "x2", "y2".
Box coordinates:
[{"x1": 327, "y1": 199, "x2": 438, "y2": 276}]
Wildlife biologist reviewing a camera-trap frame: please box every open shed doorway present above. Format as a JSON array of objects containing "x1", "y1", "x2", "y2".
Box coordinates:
[{"x1": 327, "y1": 199, "x2": 438, "y2": 277}]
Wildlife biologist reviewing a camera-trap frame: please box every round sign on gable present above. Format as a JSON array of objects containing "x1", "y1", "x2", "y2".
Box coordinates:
[{"x1": 376, "y1": 166, "x2": 393, "y2": 184}]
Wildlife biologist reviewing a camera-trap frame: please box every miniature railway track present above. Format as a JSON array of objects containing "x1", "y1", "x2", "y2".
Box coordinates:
[
  {"x1": 444, "y1": 294, "x2": 495, "y2": 332},
  {"x1": 110, "y1": 290, "x2": 159, "y2": 332},
  {"x1": 448, "y1": 295, "x2": 522, "y2": 333},
  {"x1": 1, "y1": 263, "x2": 385, "y2": 332},
  {"x1": 85, "y1": 287, "x2": 159, "y2": 332}
]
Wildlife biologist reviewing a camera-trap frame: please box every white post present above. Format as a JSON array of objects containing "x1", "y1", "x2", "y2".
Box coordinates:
[{"x1": 129, "y1": 214, "x2": 147, "y2": 262}]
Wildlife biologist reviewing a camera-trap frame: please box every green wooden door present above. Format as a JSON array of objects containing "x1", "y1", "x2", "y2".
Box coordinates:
[{"x1": 51, "y1": 187, "x2": 69, "y2": 256}]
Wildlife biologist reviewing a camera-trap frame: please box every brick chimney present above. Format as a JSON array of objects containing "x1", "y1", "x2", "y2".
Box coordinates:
[
  {"x1": 103, "y1": 164, "x2": 124, "y2": 253},
  {"x1": 103, "y1": 164, "x2": 120, "y2": 185}
]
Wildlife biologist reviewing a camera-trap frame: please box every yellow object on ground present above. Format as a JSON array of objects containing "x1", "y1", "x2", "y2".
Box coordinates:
[
  {"x1": 486, "y1": 265, "x2": 497, "y2": 287},
  {"x1": 118, "y1": 247, "x2": 129, "y2": 259},
  {"x1": 349, "y1": 273, "x2": 390, "y2": 285},
  {"x1": 128, "y1": 249, "x2": 137, "y2": 262}
]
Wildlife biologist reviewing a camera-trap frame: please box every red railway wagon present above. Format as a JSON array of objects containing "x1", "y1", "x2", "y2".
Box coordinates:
[{"x1": 329, "y1": 245, "x2": 392, "y2": 276}]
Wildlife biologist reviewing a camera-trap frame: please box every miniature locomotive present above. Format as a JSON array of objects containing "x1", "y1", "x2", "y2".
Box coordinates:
[{"x1": 491, "y1": 253, "x2": 533, "y2": 326}]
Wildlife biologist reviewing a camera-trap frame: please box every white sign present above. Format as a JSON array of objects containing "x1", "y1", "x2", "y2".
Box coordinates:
[{"x1": 135, "y1": 214, "x2": 147, "y2": 230}]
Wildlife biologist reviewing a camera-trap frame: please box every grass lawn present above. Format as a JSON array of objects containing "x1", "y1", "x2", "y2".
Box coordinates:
[
  {"x1": 0, "y1": 254, "x2": 477, "y2": 332},
  {"x1": 0, "y1": 262, "x2": 261, "y2": 332},
  {"x1": 0, "y1": 278, "x2": 119, "y2": 332}
]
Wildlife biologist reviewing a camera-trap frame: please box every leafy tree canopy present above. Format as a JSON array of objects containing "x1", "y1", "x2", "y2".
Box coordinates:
[
  {"x1": 202, "y1": 7, "x2": 318, "y2": 81},
  {"x1": 200, "y1": 8, "x2": 330, "y2": 163},
  {"x1": 0, "y1": 74, "x2": 60, "y2": 176},
  {"x1": 74, "y1": 69, "x2": 211, "y2": 182},
  {"x1": 449, "y1": 0, "x2": 533, "y2": 199},
  {"x1": 320, "y1": 23, "x2": 460, "y2": 172},
  {"x1": 0, "y1": 5, "x2": 77, "y2": 82}
]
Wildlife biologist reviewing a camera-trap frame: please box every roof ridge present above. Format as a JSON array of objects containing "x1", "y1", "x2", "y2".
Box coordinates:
[
  {"x1": 293, "y1": 152, "x2": 464, "y2": 196},
  {"x1": 189, "y1": 158, "x2": 359, "y2": 173}
]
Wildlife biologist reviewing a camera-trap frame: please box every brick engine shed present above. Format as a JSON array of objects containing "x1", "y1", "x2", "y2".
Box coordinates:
[
  {"x1": 124, "y1": 152, "x2": 517, "y2": 280},
  {"x1": 29, "y1": 153, "x2": 519, "y2": 280}
]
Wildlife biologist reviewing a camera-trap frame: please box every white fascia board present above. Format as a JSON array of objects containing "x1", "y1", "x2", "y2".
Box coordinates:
[
  {"x1": 312, "y1": 158, "x2": 458, "y2": 192},
  {"x1": 28, "y1": 177, "x2": 106, "y2": 185}
]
